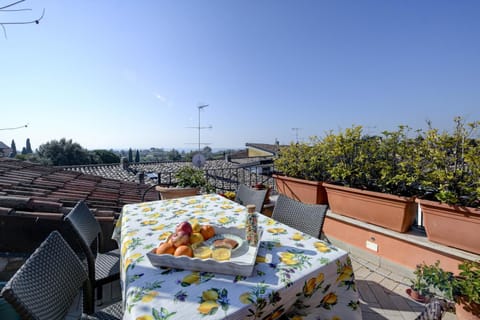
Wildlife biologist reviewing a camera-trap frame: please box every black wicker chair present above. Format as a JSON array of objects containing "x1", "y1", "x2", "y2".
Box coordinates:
[
  {"x1": 0, "y1": 231, "x2": 123, "y2": 320},
  {"x1": 271, "y1": 194, "x2": 328, "y2": 238},
  {"x1": 64, "y1": 200, "x2": 121, "y2": 314},
  {"x1": 234, "y1": 184, "x2": 268, "y2": 213}
]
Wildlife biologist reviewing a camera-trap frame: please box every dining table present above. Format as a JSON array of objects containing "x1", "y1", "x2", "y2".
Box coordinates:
[{"x1": 113, "y1": 194, "x2": 362, "y2": 320}]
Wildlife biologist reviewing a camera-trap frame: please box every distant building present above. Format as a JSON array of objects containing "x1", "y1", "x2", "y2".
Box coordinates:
[
  {"x1": 246, "y1": 140, "x2": 284, "y2": 157},
  {"x1": 0, "y1": 141, "x2": 12, "y2": 157}
]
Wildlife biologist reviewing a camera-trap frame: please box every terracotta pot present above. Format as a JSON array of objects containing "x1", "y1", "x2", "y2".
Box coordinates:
[
  {"x1": 323, "y1": 183, "x2": 416, "y2": 233},
  {"x1": 273, "y1": 174, "x2": 328, "y2": 205},
  {"x1": 155, "y1": 187, "x2": 199, "y2": 200},
  {"x1": 406, "y1": 288, "x2": 429, "y2": 303},
  {"x1": 455, "y1": 296, "x2": 480, "y2": 320},
  {"x1": 418, "y1": 199, "x2": 480, "y2": 254}
]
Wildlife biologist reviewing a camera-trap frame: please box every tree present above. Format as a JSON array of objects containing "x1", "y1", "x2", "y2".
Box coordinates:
[
  {"x1": 128, "y1": 148, "x2": 133, "y2": 162},
  {"x1": 135, "y1": 150, "x2": 140, "y2": 163},
  {"x1": 91, "y1": 150, "x2": 120, "y2": 164},
  {"x1": 37, "y1": 138, "x2": 91, "y2": 166},
  {"x1": 167, "y1": 148, "x2": 182, "y2": 161},
  {"x1": 0, "y1": 0, "x2": 45, "y2": 39},
  {"x1": 10, "y1": 139, "x2": 16, "y2": 157},
  {"x1": 21, "y1": 147, "x2": 27, "y2": 154},
  {"x1": 25, "y1": 138, "x2": 32, "y2": 153}
]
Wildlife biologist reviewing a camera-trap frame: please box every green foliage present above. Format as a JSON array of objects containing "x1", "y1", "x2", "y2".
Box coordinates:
[
  {"x1": 410, "y1": 263, "x2": 434, "y2": 297},
  {"x1": 274, "y1": 137, "x2": 329, "y2": 181},
  {"x1": 91, "y1": 149, "x2": 120, "y2": 164},
  {"x1": 420, "y1": 117, "x2": 480, "y2": 207},
  {"x1": 175, "y1": 166, "x2": 213, "y2": 192},
  {"x1": 415, "y1": 261, "x2": 455, "y2": 300},
  {"x1": 10, "y1": 139, "x2": 17, "y2": 157},
  {"x1": 456, "y1": 260, "x2": 480, "y2": 304},
  {"x1": 322, "y1": 126, "x2": 380, "y2": 190},
  {"x1": 167, "y1": 149, "x2": 182, "y2": 161},
  {"x1": 376, "y1": 126, "x2": 424, "y2": 196},
  {"x1": 128, "y1": 148, "x2": 133, "y2": 162},
  {"x1": 414, "y1": 260, "x2": 480, "y2": 304},
  {"x1": 15, "y1": 153, "x2": 40, "y2": 162},
  {"x1": 25, "y1": 138, "x2": 33, "y2": 153},
  {"x1": 273, "y1": 117, "x2": 479, "y2": 203},
  {"x1": 37, "y1": 138, "x2": 91, "y2": 165}
]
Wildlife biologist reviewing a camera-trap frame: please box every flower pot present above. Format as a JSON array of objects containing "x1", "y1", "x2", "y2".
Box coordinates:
[
  {"x1": 418, "y1": 199, "x2": 480, "y2": 254},
  {"x1": 406, "y1": 288, "x2": 429, "y2": 303},
  {"x1": 455, "y1": 296, "x2": 480, "y2": 320},
  {"x1": 323, "y1": 183, "x2": 416, "y2": 233},
  {"x1": 273, "y1": 174, "x2": 328, "y2": 205},
  {"x1": 155, "y1": 186, "x2": 199, "y2": 200}
]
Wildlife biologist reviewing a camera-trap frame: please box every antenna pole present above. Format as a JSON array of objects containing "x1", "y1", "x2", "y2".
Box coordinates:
[
  {"x1": 0, "y1": 124, "x2": 28, "y2": 131},
  {"x1": 197, "y1": 104, "x2": 209, "y2": 152},
  {"x1": 292, "y1": 127, "x2": 301, "y2": 143}
]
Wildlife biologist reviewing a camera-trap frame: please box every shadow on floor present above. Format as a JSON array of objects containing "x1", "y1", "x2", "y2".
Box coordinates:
[{"x1": 357, "y1": 279, "x2": 426, "y2": 320}]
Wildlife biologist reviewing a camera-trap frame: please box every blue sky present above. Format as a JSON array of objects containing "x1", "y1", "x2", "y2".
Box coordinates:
[{"x1": 1, "y1": 0, "x2": 479, "y2": 151}]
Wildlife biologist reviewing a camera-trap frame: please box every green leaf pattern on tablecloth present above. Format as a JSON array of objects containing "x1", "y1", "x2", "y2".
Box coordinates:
[
  {"x1": 127, "y1": 280, "x2": 165, "y2": 313},
  {"x1": 277, "y1": 249, "x2": 313, "y2": 286},
  {"x1": 115, "y1": 194, "x2": 362, "y2": 320}
]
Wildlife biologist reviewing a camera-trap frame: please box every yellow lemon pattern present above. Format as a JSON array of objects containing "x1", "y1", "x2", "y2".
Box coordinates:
[
  {"x1": 116, "y1": 193, "x2": 361, "y2": 319},
  {"x1": 141, "y1": 291, "x2": 158, "y2": 302},
  {"x1": 314, "y1": 241, "x2": 331, "y2": 253},
  {"x1": 291, "y1": 232, "x2": 304, "y2": 241},
  {"x1": 197, "y1": 288, "x2": 229, "y2": 316}
]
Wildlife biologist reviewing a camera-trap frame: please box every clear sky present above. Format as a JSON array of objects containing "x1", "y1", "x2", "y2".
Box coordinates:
[{"x1": 1, "y1": 0, "x2": 479, "y2": 151}]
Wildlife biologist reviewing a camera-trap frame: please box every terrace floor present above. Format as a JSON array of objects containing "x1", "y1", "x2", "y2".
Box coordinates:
[{"x1": 350, "y1": 253, "x2": 456, "y2": 320}]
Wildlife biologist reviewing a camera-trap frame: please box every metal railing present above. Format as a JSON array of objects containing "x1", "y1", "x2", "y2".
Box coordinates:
[{"x1": 154, "y1": 162, "x2": 275, "y2": 193}]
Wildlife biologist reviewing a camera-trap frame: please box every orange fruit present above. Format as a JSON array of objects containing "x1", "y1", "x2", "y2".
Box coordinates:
[
  {"x1": 200, "y1": 225, "x2": 215, "y2": 240},
  {"x1": 156, "y1": 241, "x2": 175, "y2": 255},
  {"x1": 174, "y1": 245, "x2": 193, "y2": 257}
]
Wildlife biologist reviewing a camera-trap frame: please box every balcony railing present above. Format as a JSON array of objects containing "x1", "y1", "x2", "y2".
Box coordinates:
[{"x1": 153, "y1": 161, "x2": 276, "y2": 193}]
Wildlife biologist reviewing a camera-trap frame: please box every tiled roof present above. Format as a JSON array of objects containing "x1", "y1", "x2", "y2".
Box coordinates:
[
  {"x1": 62, "y1": 160, "x2": 238, "y2": 185},
  {"x1": 0, "y1": 158, "x2": 159, "y2": 253},
  {"x1": 0, "y1": 158, "x2": 158, "y2": 215}
]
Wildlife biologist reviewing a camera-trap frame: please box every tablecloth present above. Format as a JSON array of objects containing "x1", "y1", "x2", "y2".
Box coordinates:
[{"x1": 114, "y1": 194, "x2": 362, "y2": 320}]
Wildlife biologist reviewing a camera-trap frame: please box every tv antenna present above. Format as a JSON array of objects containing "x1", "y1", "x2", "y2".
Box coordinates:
[
  {"x1": 187, "y1": 104, "x2": 212, "y2": 152},
  {"x1": 292, "y1": 127, "x2": 301, "y2": 143},
  {"x1": 0, "y1": 123, "x2": 28, "y2": 131}
]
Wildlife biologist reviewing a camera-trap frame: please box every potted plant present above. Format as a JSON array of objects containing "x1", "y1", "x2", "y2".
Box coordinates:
[
  {"x1": 273, "y1": 138, "x2": 329, "y2": 204},
  {"x1": 415, "y1": 260, "x2": 480, "y2": 319},
  {"x1": 408, "y1": 264, "x2": 432, "y2": 303},
  {"x1": 322, "y1": 125, "x2": 421, "y2": 233},
  {"x1": 157, "y1": 166, "x2": 214, "y2": 199},
  {"x1": 417, "y1": 117, "x2": 480, "y2": 254}
]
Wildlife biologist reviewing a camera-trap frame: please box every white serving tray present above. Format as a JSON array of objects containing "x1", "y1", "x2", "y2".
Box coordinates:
[{"x1": 147, "y1": 226, "x2": 263, "y2": 277}]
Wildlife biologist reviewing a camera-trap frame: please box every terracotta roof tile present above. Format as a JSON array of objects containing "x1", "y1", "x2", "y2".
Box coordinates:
[{"x1": 0, "y1": 158, "x2": 159, "y2": 253}]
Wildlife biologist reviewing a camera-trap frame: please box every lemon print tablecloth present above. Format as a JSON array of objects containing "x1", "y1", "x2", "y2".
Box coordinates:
[{"x1": 114, "y1": 194, "x2": 362, "y2": 320}]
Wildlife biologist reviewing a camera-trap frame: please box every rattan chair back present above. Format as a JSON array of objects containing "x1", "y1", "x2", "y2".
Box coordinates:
[
  {"x1": 0, "y1": 231, "x2": 88, "y2": 320},
  {"x1": 64, "y1": 200, "x2": 120, "y2": 314},
  {"x1": 235, "y1": 184, "x2": 268, "y2": 213},
  {"x1": 64, "y1": 201, "x2": 101, "y2": 279},
  {"x1": 271, "y1": 194, "x2": 328, "y2": 238}
]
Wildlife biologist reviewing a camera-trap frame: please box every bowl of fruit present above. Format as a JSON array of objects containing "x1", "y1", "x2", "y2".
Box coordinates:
[{"x1": 147, "y1": 221, "x2": 260, "y2": 276}]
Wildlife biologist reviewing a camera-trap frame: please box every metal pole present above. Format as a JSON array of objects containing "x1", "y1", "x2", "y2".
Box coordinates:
[{"x1": 198, "y1": 104, "x2": 209, "y2": 152}]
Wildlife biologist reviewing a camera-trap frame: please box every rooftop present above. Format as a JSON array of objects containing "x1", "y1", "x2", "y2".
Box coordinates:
[{"x1": 0, "y1": 157, "x2": 477, "y2": 319}]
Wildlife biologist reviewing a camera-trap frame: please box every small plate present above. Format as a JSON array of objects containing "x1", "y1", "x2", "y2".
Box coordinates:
[{"x1": 205, "y1": 233, "x2": 244, "y2": 252}]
